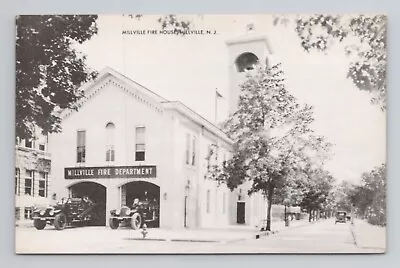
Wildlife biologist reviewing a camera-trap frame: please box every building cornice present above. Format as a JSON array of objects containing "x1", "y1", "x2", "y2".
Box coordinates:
[
  {"x1": 225, "y1": 34, "x2": 274, "y2": 54},
  {"x1": 162, "y1": 101, "x2": 233, "y2": 146}
]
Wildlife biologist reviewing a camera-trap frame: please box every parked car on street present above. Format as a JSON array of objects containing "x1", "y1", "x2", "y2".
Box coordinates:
[
  {"x1": 335, "y1": 211, "x2": 347, "y2": 224},
  {"x1": 109, "y1": 199, "x2": 159, "y2": 230},
  {"x1": 32, "y1": 197, "x2": 98, "y2": 230}
]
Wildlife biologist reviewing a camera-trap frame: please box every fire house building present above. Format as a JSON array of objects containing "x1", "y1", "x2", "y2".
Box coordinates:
[
  {"x1": 48, "y1": 29, "x2": 273, "y2": 229},
  {"x1": 48, "y1": 67, "x2": 236, "y2": 228}
]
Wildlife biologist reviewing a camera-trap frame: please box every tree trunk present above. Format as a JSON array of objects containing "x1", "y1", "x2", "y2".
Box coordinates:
[
  {"x1": 266, "y1": 186, "x2": 274, "y2": 231},
  {"x1": 284, "y1": 205, "x2": 287, "y2": 222},
  {"x1": 308, "y1": 209, "x2": 312, "y2": 222}
]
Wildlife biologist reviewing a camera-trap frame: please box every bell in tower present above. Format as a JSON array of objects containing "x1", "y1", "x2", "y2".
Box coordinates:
[{"x1": 225, "y1": 23, "x2": 274, "y2": 114}]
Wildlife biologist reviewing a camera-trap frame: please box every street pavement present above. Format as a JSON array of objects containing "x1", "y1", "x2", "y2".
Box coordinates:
[
  {"x1": 15, "y1": 218, "x2": 384, "y2": 254},
  {"x1": 223, "y1": 218, "x2": 385, "y2": 254}
]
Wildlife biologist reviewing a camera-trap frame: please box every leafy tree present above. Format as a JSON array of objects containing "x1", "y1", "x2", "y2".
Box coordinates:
[
  {"x1": 323, "y1": 190, "x2": 337, "y2": 218},
  {"x1": 299, "y1": 166, "x2": 335, "y2": 221},
  {"x1": 274, "y1": 14, "x2": 387, "y2": 110},
  {"x1": 333, "y1": 180, "x2": 356, "y2": 213},
  {"x1": 207, "y1": 64, "x2": 332, "y2": 231},
  {"x1": 16, "y1": 15, "x2": 99, "y2": 140},
  {"x1": 351, "y1": 164, "x2": 386, "y2": 225}
]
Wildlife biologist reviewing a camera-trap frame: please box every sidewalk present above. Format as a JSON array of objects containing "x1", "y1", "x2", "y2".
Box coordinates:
[
  {"x1": 15, "y1": 220, "x2": 34, "y2": 228},
  {"x1": 16, "y1": 218, "x2": 314, "y2": 243},
  {"x1": 350, "y1": 219, "x2": 386, "y2": 251},
  {"x1": 126, "y1": 219, "x2": 312, "y2": 243}
]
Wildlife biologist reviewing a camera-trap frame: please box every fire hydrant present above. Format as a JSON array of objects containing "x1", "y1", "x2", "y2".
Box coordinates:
[{"x1": 141, "y1": 224, "x2": 148, "y2": 239}]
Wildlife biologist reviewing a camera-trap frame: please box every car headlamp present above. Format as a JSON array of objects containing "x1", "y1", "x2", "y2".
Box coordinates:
[
  {"x1": 40, "y1": 211, "x2": 45, "y2": 216},
  {"x1": 115, "y1": 209, "x2": 120, "y2": 216},
  {"x1": 49, "y1": 210, "x2": 54, "y2": 216},
  {"x1": 125, "y1": 208, "x2": 131, "y2": 215}
]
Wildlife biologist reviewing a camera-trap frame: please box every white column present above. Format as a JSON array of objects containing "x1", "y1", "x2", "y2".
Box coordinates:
[{"x1": 106, "y1": 186, "x2": 118, "y2": 226}]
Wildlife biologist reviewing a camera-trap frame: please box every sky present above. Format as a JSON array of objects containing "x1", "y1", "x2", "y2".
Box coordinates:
[{"x1": 76, "y1": 14, "x2": 386, "y2": 184}]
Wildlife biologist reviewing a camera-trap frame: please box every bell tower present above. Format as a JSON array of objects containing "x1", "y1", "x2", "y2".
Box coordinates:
[{"x1": 226, "y1": 24, "x2": 274, "y2": 114}]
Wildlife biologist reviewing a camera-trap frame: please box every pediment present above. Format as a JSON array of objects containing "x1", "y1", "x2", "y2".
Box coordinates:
[{"x1": 62, "y1": 67, "x2": 166, "y2": 119}]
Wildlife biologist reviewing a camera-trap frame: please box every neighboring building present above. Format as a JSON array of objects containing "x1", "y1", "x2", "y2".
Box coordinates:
[{"x1": 15, "y1": 131, "x2": 51, "y2": 223}]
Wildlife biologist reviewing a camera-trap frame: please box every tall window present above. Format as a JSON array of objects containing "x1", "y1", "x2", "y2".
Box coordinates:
[
  {"x1": 191, "y1": 136, "x2": 196, "y2": 166},
  {"x1": 135, "y1": 126, "x2": 146, "y2": 161},
  {"x1": 15, "y1": 208, "x2": 21, "y2": 221},
  {"x1": 24, "y1": 170, "x2": 33, "y2": 196},
  {"x1": 25, "y1": 139, "x2": 33, "y2": 148},
  {"x1": 38, "y1": 172, "x2": 48, "y2": 197},
  {"x1": 185, "y1": 134, "x2": 190, "y2": 164},
  {"x1": 39, "y1": 143, "x2": 45, "y2": 151},
  {"x1": 77, "y1": 130, "x2": 86, "y2": 163},
  {"x1": 105, "y1": 122, "x2": 115, "y2": 162},
  {"x1": 207, "y1": 144, "x2": 218, "y2": 167},
  {"x1": 206, "y1": 190, "x2": 211, "y2": 214},
  {"x1": 24, "y1": 207, "x2": 32, "y2": 220},
  {"x1": 15, "y1": 168, "x2": 20, "y2": 195}
]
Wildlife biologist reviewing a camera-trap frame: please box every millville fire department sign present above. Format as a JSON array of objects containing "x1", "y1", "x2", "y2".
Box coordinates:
[{"x1": 64, "y1": 165, "x2": 157, "y2": 179}]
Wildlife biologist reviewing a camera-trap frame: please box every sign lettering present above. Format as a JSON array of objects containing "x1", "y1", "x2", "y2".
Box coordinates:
[{"x1": 64, "y1": 165, "x2": 157, "y2": 179}]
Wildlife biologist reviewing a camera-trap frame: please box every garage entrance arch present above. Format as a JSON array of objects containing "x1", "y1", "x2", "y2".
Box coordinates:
[
  {"x1": 68, "y1": 181, "x2": 107, "y2": 226},
  {"x1": 121, "y1": 181, "x2": 160, "y2": 228}
]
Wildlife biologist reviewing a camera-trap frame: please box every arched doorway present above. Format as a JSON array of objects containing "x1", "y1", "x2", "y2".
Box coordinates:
[
  {"x1": 121, "y1": 181, "x2": 160, "y2": 228},
  {"x1": 68, "y1": 181, "x2": 107, "y2": 226}
]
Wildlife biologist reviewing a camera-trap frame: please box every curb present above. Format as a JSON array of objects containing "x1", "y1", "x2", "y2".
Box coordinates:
[
  {"x1": 254, "y1": 220, "x2": 318, "y2": 239},
  {"x1": 15, "y1": 223, "x2": 34, "y2": 228},
  {"x1": 349, "y1": 223, "x2": 359, "y2": 248},
  {"x1": 224, "y1": 220, "x2": 316, "y2": 244},
  {"x1": 124, "y1": 238, "x2": 167, "y2": 242}
]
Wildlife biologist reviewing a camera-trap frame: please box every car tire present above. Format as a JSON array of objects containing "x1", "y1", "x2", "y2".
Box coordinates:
[
  {"x1": 130, "y1": 213, "x2": 142, "y2": 230},
  {"x1": 34, "y1": 219, "x2": 46, "y2": 230},
  {"x1": 109, "y1": 218, "x2": 119, "y2": 229},
  {"x1": 54, "y1": 213, "x2": 67, "y2": 230}
]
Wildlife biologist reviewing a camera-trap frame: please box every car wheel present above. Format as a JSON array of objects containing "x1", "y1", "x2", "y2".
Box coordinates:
[
  {"x1": 109, "y1": 218, "x2": 119, "y2": 229},
  {"x1": 34, "y1": 219, "x2": 46, "y2": 230},
  {"x1": 54, "y1": 213, "x2": 67, "y2": 230},
  {"x1": 130, "y1": 213, "x2": 142, "y2": 230}
]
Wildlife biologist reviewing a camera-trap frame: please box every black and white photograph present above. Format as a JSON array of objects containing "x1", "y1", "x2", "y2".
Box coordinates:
[{"x1": 14, "y1": 14, "x2": 386, "y2": 254}]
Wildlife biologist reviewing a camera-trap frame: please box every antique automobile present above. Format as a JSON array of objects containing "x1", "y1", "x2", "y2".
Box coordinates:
[
  {"x1": 32, "y1": 197, "x2": 97, "y2": 230},
  {"x1": 109, "y1": 199, "x2": 159, "y2": 230},
  {"x1": 335, "y1": 211, "x2": 347, "y2": 224}
]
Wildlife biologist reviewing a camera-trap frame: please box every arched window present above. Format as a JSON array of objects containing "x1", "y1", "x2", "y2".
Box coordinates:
[
  {"x1": 106, "y1": 122, "x2": 115, "y2": 162},
  {"x1": 235, "y1": 52, "x2": 259, "y2": 72}
]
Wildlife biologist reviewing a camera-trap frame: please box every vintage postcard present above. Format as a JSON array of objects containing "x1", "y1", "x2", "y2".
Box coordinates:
[{"x1": 15, "y1": 14, "x2": 386, "y2": 254}]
